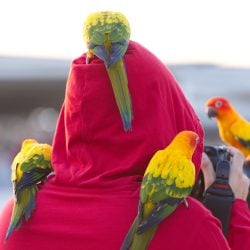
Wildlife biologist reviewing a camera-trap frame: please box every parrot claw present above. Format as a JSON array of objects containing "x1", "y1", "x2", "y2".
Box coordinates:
[
  {"x1": 48, "y1": 172, "x2": 55, "y2": 177},
  {"x1": 183, "y1": 199, "x2": 189, "y2": 208}
]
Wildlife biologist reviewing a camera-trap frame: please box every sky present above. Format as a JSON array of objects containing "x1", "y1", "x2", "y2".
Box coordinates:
[{"x1": 1, "y1": 0, "x2": 250, "y2": 67}]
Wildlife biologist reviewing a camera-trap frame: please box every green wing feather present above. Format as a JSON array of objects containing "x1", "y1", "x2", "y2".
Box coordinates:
[
  {"x1": 6, "y1": 186, "x2": 37, "y2": 239},
  {"x1": 137, "y1": 173, "x2": 185, "y2": 234},
  {"x1": 15, "y1": 154, "x2": 51, "y2": 193},
  {"x1": 237, "y1": 137, "x2": 250, "y2": 148},
  {"x1": 121, "y1": 216, "x2": 157, "y2": 250}
]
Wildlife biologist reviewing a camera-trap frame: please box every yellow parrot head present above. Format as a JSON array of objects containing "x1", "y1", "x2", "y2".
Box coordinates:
[
  {"x1": 83, "y1": 11, "x2": 131, "y2": 67},
  {"x1": 170, "y1": 130, "x2": 199, "y2": 158}
]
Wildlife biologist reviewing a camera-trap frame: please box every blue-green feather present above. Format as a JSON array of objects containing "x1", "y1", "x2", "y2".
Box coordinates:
[{"x1": 5, "y1": 186, "x2": 37, "y2": 240}]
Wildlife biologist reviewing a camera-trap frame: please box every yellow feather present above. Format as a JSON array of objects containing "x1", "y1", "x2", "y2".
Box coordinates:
[
  {"x1": 83, "y1": 11, "x2": 130, "y2": 44},
  {"x1": 145, "y1": 132, "x2": 197, "y2": 190},
  {"x1": 11, "y1": 139, "x2": 52, "y2": 183}
]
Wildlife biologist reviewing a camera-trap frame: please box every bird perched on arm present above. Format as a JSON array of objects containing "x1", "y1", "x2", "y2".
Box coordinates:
[
  {"x1": 205, "y1": 96, "x2": 250, "y2": 158},
  {"x1": 120, "y1": 130, "x2": 199, "y2": 250},
  {"x1": 6, "y1": 139, "x2": 53, "y2": 240},
  {"x1": 83, "y1": 11, "x2": 133, "y2": 132}
]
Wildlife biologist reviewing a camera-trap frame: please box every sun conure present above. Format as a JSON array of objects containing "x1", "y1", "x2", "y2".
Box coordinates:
[
  {"x1": 5, "y1": 139, "x2": 53, "y2": 239},
  {"x1": 83, "y1": 11, "x2": 133, "y2": 131},
  {"x1": 206, "y1": 96, "x2": 250, "y2": 159},
  {"x1": 120, "y1": 130, "x2": 199, "y2": 250}
]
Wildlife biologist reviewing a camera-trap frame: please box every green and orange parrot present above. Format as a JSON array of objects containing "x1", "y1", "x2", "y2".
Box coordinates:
[
  {"x1": 83, "y1": 11, "x2": 133, "y2": 131},
  {"x1": 6, "y1": 139, "x2": 52, "y2": 240},
  {"x1": 206, "y1": 96, "x2": 250, "y2": 158},
  {"x1": 120, "y1": 130, "x2": 199, "y2": 250}
]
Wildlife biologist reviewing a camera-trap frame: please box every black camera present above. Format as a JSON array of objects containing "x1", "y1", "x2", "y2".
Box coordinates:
[
  {"x1": 204, "y1": 145, "x2": 250, "y2": 178},
  {"x1": 191, "y1": 145, "x2": 250, "y2": 205},
  {"x1": 191, "y1": 145, "x2": 250, "y2": 235},
  {"x1": 204, "y1": 146, "x2": 230, "y2": 172}
]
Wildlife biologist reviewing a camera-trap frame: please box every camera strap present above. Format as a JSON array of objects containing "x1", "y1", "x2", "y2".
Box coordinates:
[{"x1": 204, "y1": 159, "x2": 235, "y2": 236}]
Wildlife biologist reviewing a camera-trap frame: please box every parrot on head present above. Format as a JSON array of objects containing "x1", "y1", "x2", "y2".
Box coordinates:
[
  {"x1": 120, "y1": 130, "x2": 199, "y2": 250},
  {"x1": 83, "y1": 11, "x2": 133, "y2": 132},
  {"x1": 5, "y1": 139, "x2": 53, "y2": 240},
  {"x1": 205, "y1": 96, "x2": 250, "y2": 158}
]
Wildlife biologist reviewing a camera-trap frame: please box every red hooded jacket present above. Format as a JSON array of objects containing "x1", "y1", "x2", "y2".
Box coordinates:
[{"x1": 0, "y1": 41, "x2": 249, "y2": 250}]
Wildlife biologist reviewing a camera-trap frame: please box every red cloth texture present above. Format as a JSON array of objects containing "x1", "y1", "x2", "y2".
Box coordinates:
[{"x1": 0, "y1": 41, "x2": 249, "y2": 250}]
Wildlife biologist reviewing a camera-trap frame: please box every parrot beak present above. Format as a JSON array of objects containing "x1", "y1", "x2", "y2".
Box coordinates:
[{"x1": 206, "y1": 107, "x2": 218, "y2": 118}]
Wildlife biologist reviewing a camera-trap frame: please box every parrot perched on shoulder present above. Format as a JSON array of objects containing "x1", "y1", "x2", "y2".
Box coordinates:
[
  {"x1": 206, "y1": 96, "x2": 250, "y2": 158},
  {"x1": 6, "y1": 139, "x2": 52, "y2": 240},
  {"x1": 83, "y1": 11, "x2": 133, "y2": 132},
  {"x1": 120, "y1": 130, "x2": 199, "y2": 250}
]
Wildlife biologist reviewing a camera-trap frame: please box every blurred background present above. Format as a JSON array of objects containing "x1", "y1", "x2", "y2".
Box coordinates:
[{"x1": 1, "y1": 0, "x2": 250, "y2": 211}]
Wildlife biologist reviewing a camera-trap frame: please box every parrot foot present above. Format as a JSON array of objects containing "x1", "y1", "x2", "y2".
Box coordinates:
[{"x1": 183, "y1": 199, "x2": 189, "y2": 208}]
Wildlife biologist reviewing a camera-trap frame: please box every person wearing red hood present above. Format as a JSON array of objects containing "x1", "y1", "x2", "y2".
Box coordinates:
[{"x1": 0, "y1": 41, "x2": 249, "y2": 250}]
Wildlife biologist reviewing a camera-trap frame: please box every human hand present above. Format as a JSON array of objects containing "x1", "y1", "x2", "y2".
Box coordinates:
[{"x1": 201, "y1": 147, "x2": 250, "y2": 201}]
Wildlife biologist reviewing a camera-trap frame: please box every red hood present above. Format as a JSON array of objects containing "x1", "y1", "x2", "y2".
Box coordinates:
[
  {"x1": 51, "y1": 41, "x2": 204, "y2": 188},
  {"x1": 0, "y1": 41, "x2": 208, "y2": 250}
]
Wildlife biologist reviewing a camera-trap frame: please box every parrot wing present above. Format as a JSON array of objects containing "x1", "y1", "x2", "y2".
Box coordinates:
[
  {"x1": 231, "y1": 119, "x2": 250, "y2": 149},
  {"x1": 138, "y1": 154, "x2": 195, "y2": 234},
  {"x1": 15, "y1": 154, "x2": 52, "y2": 195},
  {"x1": 89, "y1": 44, "x2": 110, "y2": 65},
  {"x1": 108, "y1": 40, "x2": 128, "y2": 67}
]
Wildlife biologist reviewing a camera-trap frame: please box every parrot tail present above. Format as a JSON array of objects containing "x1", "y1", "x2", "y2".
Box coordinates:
[
  {"x1": 120, "y1": 217, "x2": 158, "y2": 250},
  {"x1": 5, "y1": 186, "x2": 37, "y2": 240},
  {"x1": 106, "y1": 59, "x2": 133, "y2": 132}
]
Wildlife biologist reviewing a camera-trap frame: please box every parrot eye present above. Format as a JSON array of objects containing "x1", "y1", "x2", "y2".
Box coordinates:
[{"x1": 215, "y1": 100, "x2": 222, "y2": 108}]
